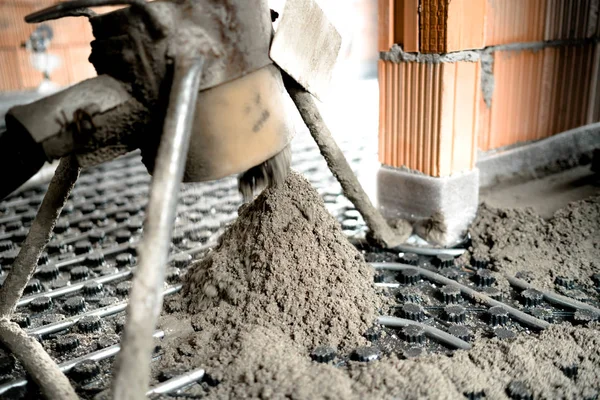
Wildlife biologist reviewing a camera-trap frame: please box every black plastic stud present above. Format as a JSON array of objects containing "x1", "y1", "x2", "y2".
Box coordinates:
[
  {"x1": 55, "y1": 334, "x2": 80, "y2": 354},
  {"x1": 351, "y1": 346, "x2": 380, "y2": 362},
  {"x1": 83, "y1": 281, "x2": 103, "y2": 296},
  {"x1": 399, "y1": 268, "x2": 420, "y2": 285},
  {"x1": 115, "y1": 230, "x2": 132, "y2": 243},
  {"x1": 435, "y1": 254, "x2": 455, "y2": 268},
  {"x1": 481, "y1": 287, "x2": 502, "y2": 300},
  {"x1": 74, "y1": 240, "x2": 93, "y2": 255},
  {"x1": 488, "y1": 306, "x2": 509, "y2": 325},
  {"x1": 396, "y1": 287, "x2": 422, "y2": 303},
  {"x1": 401, "y1": 303, "x2": 424, "y2": 321},
  {"x1": 77, "y1": 315, "x2": 102, "y2": 333},
  {"x1": 0, "y1": 240, "x2": 13, "y2": 252},
  {"x1": 71, "y1": 266, "x2": 90, "y2": 281},
  {"x1": 70, "y1": 359, "x2": 101, "y2": 383},
  {"x1": 521, "y1": 289, "x2": 543, "y2": 307},
  {"x1": 63, "y1": 296, "x2": 86, "y2": 314},
  {"x1": 444, "y1": 305, "x2": 466, "y2": 323},
  {"x1": 126, "y1": 219, "x2": 143, "y2": 233},
  {"x1": 475, "y1": 269, "x2": 495, "y2": 286},
  {"x1": 24, "y1": 279, "x2": 43, "y2": 295},
  {"x1": 310, "y1": 346, "x2": 337, "y2": 363},
  {"x1": 401, "y1": 325, "x2": 425, "y2": 344},
  {"x1": 440, "y1": 285, "x2": 461, "y2": 304},
  {"x1": 37, "y1": 265, "x2": 60, "y2": 281},
  {"x1": 494, "y1": 328, "x2": 516, "y2": 340},
  {"x1": 37, "y1": 252, "x2": 49, "y2": 266},
  {"x1": 114, "y1": 212, "x2": 130, "y2": 223},
  {"x1": 363, "y1": 326, "x2": 382, "y2": 342},
  {"x1": 470, "y1": 255, "x2": 489, "y2": 269},
  {"x1": 85, "y1": 253, "x2": 105, "y2": 268},
  {"x1": 116, "y1": 253, "x2": 135, "y2": 267},
  {"x1": 439, "y1": 267, "x2": 460, "y2": 280},
  {"x1": 399, "y1": 253, "x2": 419, "y2": 266},
  {"x1": 172, "y1": 253, "x2": 192, "y2": 269},
  {"x1": 89, "y1": 230, "x2": 106, "y2": 244},
  {"x1": 166, "y1": 267, "x2": 181, "y2": 284},
  {"x1": 30, "y1": 296, "x2": 53, "y2": 312},
  {"x1": 11, "y1": 313, "x2": 30, "y2": 328},
  {"x1": 99, "y1": 297, "x2": 118, "y2": 308},
  {"x1": 47, "y1": 239, "x2": 66, "y2": 254},
  {"x1": 5, "y1": 221, "x2": 22, "y2": 232},
  {"x1": 554, "y1": 276, "x2": 575, "y2": 289},
  {"x1": 12, "y1": 228, "x2": 28, "y2": 242},
  {"x1": 54, "y1": 220, "x2": 70, "y2": 234},
  {"x1": 78, "y1": 221, "x2": 94, "y2": 233},
  {"x1": 448, "y1": 325, "x2": 471, "y2": 342},
  {"x1": 116, "y1": 281, "x2": 132, "y2": 296}
]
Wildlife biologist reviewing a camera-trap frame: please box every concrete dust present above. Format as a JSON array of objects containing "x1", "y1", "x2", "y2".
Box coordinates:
[
  {"x1": 157, "y1": 174, "x2": 600, "y2": 399},
  {"x1": 465, "y1": 196, "x2": 600, "y2": 291}
]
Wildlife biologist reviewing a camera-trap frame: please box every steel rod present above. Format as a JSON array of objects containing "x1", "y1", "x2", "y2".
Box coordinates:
[{"x1": 112, "y1": 56, "x2": 204, "y2": 400}]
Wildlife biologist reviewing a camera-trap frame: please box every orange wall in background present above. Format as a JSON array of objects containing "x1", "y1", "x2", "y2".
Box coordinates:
[
  {"x1": 379, "y1": 0, "x2": 600, "y2": 174},
  {"x1": 0, "y1": 1, "x2": 121, "y2": 92}
]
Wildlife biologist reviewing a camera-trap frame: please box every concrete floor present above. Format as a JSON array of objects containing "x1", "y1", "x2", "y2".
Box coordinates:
[{"x1": 480, "y1": 165, "x2": 600, "y2": 218}]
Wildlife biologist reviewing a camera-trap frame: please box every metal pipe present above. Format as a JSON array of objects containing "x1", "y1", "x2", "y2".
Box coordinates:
[
  {"x1": 506, "y1": 275, "x2": 600, "y2": 315},
  {"x1": 377, "y1": 316, "x2": 472, "y2": 350},
  {"x1": 112, "y1": 56, "x2": 205, "y2": 400},
  {"x1": 17, "y1": 269, "x2": 133, "y2": 307},
  {"x1": 371, "y1": 262, "x2": 550, "y2": 330},
  {"x1": 146, "y1": 368, "x2": 205, "y2": 396}
]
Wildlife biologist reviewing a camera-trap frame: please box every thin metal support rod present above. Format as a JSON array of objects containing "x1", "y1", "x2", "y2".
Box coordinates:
[
  {"x1": 284, "y1": 79, "x2": 409, "y2": 248},
  {"x1": 0, "y1": 320, "x2": 78, "y2": 399},
  {"x1": 0, "y1": 156, "x2": 80, "y2": 317},
  {"x1": 371, "y1": 262, "x2": 550, "y2": 330},
  {"x1": 112, "y1": 56, "x2": 204, "y2": 400}
]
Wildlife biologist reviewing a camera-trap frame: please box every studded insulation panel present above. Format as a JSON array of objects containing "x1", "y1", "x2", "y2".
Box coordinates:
[{"x1": 0, "y1": 132, "x2": 598, "y2": 399}]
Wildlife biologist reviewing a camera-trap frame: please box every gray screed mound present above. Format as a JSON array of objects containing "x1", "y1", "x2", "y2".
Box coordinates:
[
  {"x1": 157, "y1": 174, "x2": 600, "y2": 399},
  {"x1": 181, "y1": 171, "x2": 381, "y2": 351}
]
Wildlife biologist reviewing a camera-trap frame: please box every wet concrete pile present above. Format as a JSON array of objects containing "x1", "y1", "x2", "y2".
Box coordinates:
[{"x1": 156, "y1": 174, "x2": 600, "y2": 399}]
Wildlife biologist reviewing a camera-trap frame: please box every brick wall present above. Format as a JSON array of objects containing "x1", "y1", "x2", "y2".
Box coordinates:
[
  {"x1": 378, "y1": 0, "x2": 600, "y2": 175},
  {"x1": 0, "y1": 1, "x2": 120, "y2": 92}
]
